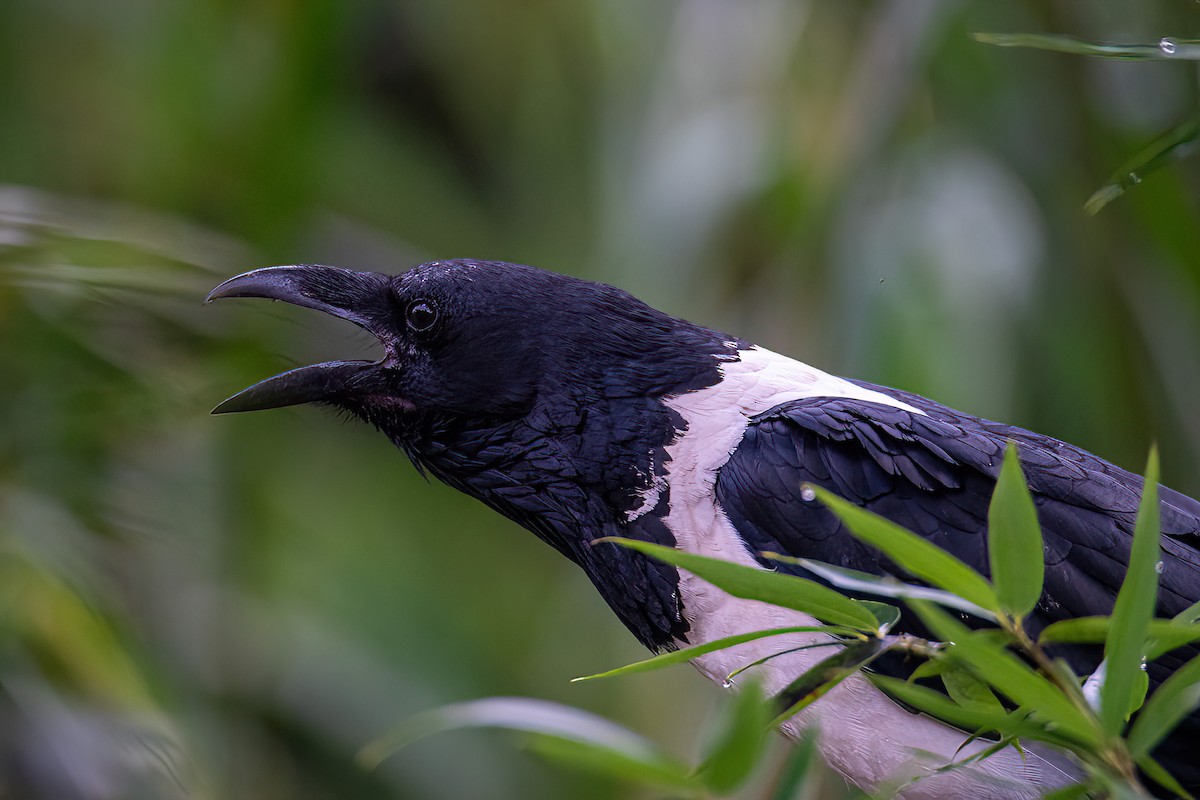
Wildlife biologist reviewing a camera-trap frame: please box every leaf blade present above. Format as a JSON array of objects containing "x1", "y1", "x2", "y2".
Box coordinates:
[
  {"x1": 595, "y1": 538, "x2": 880, "y2": 631},
  {"x1": 1100, "y1": 448, "x2": 1161, "y2": 734},
  {"x1": 808, "y1": 487, "x2": 1000, "y2": 613},
  {"x1": 988, "y1": 442, "x2": 1044, "y2": 619}
]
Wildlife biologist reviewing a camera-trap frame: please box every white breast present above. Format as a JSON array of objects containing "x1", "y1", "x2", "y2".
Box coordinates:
[{"x1": 647, "y1": 346, "x2": 1075, "y2": 798}]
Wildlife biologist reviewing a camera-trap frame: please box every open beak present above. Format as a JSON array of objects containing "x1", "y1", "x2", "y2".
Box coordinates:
[{"x1": 206, "y1": 265, "x2": 392, "y2": 414}]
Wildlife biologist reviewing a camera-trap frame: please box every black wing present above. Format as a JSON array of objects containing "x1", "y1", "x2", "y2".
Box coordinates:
[{"x1": 713, "y1": 385, "x2": 1200, "y2": 786}]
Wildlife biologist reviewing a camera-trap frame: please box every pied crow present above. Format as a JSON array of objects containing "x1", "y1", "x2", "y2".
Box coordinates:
[{"x1": 208, "y1": 260, "x2": 1200, "y2": 798}]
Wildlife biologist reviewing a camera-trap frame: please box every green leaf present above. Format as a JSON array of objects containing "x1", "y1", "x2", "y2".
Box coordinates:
[
  {"x1": 1040, "y1": 616, "x2": 1200, "y2": 661},
  {"x1": 1040, "y1": 783, "x2": 1097, "y2": 800},
  {"x1": 807, "y1": 487, "x2": 1000, "y2": 613},
  {"x1": 572, "y1": 625, "x2": 860, "y2": 682},
  {"x1": 1173, "y1": 599, "x2": 1200, "y2": 625},
  {"x1": 762, "y1": 553, "x2": 995, "y2": 621},
  {"x1": 1100, "y1": 448, "x2": 1161, "y2": 735},
  {"x1": 987, "y1": 442, "x2": 1044, "y2": 619},
  {"x1": 1128, "y1": 652, "x2": 1200, "y2": 758},
  {"x1": 595, "y1": 538, "x2": 880, "y2": 631},
  {"x1": 1085, "y1": 117, "x2": 1200, "y2": 214},
  {"x1": 908, "y1": 600, "x2": 1099, "y2": 745},
  {"x1": 694, "y1": 678, "x2": 772, "y2": 794},
  {"x1": 942, "y1": 667, "x2": 1005, "y2": 715},
  {"x1": 869, "y1": 674, "x2": 1036, "y2": 740},
  {"x1": 358, "y1": 696, "x2": 697, "y2": 791},
  {"x1": 771, "y1": 638, "x2": 885, "y2": 726},
  {"x1": 973, "y1": 32, "x2": 1200, "y2": 60},
  {"x1": 1133, "y1": 751, "x2": 1197, "y2": 800}
]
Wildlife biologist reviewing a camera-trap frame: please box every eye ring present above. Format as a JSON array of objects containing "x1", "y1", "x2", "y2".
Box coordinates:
[{"x1": 405, "y1": 299, "x2": 439, "y2": 332}]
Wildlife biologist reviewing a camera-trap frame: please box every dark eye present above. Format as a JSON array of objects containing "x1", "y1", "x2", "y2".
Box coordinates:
[{"x1": 406, "y1": 299, "x2": 439, "y2": 332}]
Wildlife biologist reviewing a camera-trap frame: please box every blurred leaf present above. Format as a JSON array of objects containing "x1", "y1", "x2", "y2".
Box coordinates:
[
  {"x1": 973, "y1": 32, "x2": 1200, "y2": 60},
  {"x1": 987, "y1": 442, "x2": 1044, "y2": 620},
  {"x1": 1127, "y1": 652, "x2": 1200, "y2": 759},
  {"x1": 762, "y1": 553, "x2": 995, "y2": 622},
  {"x1": 771, "y1": 638, "x2": 884, "y2": 726},
  {"x1": 595, "y1": 538, "x2": 880, "y2": 630},
  {"x1": 1173, "y1": 599, "x2": 1200, "y2": 625},
  {"x1": 571, "y1": 625, "x2": 860, "y2": 682},
  {"x1": 909, "y1": 600, "x2": 1099, "y2": 745},
  {"x1": 1133, "y1": 751, "x2": 1197, "y2": 800},
  {"x1": 1041, "y1": 783, "x2": 1097, "y2": 800},
  {"x1": 768, "y1": 731, "x2": 819, "y2": 800},
  {"x1": 1085, "y1": 116, "x2": 1200, "y2": 215},
  {"x1": 358, "y1": 697, "x2": 699, "y2": 791},
  {"x1": 807, "y1": 487, "x2": 1000, "y2": 613},
  {"x1": 1040, "y1": 616, "x2": 1200, "y2": 661},
  {"x1": 1100, "y1": 448, "x2": 1161, "y2": 735},
  {"x1": 942, "y1": 667, "x2": 1005, "y2": 715},
  {"x1": 694, "y1": 678, "x2": 772, "y2": 794},
  {"x1": 859, "y1": 600, "x2": 901, "y2": 632}
]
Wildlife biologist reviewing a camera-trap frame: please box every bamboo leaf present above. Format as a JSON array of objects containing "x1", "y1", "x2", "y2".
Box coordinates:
[
  {"x1": 909, "y1": 600, "x2": 1100, "y2": 745},
  {"x1": 987, "y1": 442, "x2": 1044, "y2": 619},
  {"x1": 771, "y1": 638, "x2": 885, "y2": 726},
  {"x1": 1133, "y1": 751, "x2": 1197, "y2": 800},
  {"x1": 571, "y1": 625, "x2": 859, "y2": 682},
  {"x1": 807, "y1": 487, "x2": 999, "y2": 613},
  {"x1": 1100, "y1": 448, "x2": 1161, "y2": 735},
  {"x1": 694, "y1": 679, "x2": 772, "y2": 794},
  {"x1": 358, "y1": 697, "x2": 698, "y2": 791},
  {"x1": 1127, "y1": 652, "x2": 1200, "y2": 759},
  {"x1": 595, "y1": 538, "x2": 880, "y2": 631},
  {"x1": 973, "y1": 32, "x2": 1200, "y2": 61},
  {"x1": 762, "y1": 552, "x2": 995, "y2": 621},
  {"x1": 1040, "y1": 616, "x2": 1200, "y2": 661},
  {"x1": 1085, "y1": 117, "x2": 1200, "y2": 214},
  {"x1": 942, "y1": 667, "x2": 1006, "y2": 715}
]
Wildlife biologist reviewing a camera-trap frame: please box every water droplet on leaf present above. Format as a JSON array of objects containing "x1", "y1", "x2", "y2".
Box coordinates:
[
  {"x1": 1155, "y1": 561, "x2": 1165, "y2": 574},
  {"x1": 1160, "y1": 38, "x2": 1178, "y2": 55},
  {"x1": 721, "y1": 678, "x2": 735, "y2": 688},
  {"x1": 801, "y1": 486, "x2": 816, "y2": 502},
  {"x1": 1129, "y1": 172, "x2": 1142, "y2": 185}
]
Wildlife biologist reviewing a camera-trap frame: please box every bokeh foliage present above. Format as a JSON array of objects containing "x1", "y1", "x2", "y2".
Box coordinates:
[{"x1": 1, "y1": 1, "x2": 1198, "y2": 798}]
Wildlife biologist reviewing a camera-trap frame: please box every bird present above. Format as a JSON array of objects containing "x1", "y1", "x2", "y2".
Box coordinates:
[{"x1": 207, "y1": 259, "x2": 1200, "y2": 798}]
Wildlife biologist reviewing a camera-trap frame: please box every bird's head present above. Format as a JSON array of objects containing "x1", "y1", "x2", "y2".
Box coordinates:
[
  {"x1": 208, "y1": 260, "x2": 737, "y2": 446},
  {"x1": 207, "y1": 259, "x2": 737, "y2": 647}
]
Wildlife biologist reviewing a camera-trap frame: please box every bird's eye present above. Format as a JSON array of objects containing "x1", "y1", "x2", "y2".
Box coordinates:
[{"x1": 406, "y1": 299, "x2": 439, "y2": 332}]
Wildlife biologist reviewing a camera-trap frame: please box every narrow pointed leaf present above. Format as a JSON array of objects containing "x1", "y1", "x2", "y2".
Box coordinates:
[
  {"x1": 771, "y1": 638, "x2": 884, "y2": 726},
  {"x1": 870, "y1": 674, "x2": 1036, "y2": 740},
  {"x1": 909, "y1": 600, "x2": 1099, "y2": 745},
  {"x1": 595, "y1": 538, "x2": 879, "y2": 630},
  {"x1": 1127, "y1": 652, "x2": 1200, "y2": 758},
  {"x1": 1133, "y1": 752, "x2": 1196, "y2": 800},
  {"x1": 1040, "y1": 616, "x2": 1200, "y2": 661},
  {"x1": 1086, "y1": 116, "x2": 1200, "y2": 214},
  {"x1": 942, "y1": 667, "x2": 1006, "y2": 715},
  {"x1": 694, "y1": 679, "x2": 772, "y2": 793},
  {"x1": 988, "y1": 442, "x2": 1044, "y2": 618},
  {"x1": 762, "y1": 552, "x2": 995, "y2": 621},
  {"x1": 1100, "y1": 448, "x2": 1161, "y2": 735},
  {"x1": 808, "y1": 487, "x2": 999, "y2": 613},
  {"x1": 1173, "y1": 599, "x2": 1200, "y2": 625},
  {"x1": 358, "y1": 697, "x2": 698, "y2": 790},
  {"x1": 973, "y1": 32, "x2": 1200, "y2": 61},
  {"x1": 571, "y1": 625, "x2": 859, "y2": 682}
]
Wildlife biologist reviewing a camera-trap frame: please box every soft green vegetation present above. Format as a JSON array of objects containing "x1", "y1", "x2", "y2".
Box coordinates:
[{"x1": 1, "y1": 2, "x2": 1198, "y2": 798}]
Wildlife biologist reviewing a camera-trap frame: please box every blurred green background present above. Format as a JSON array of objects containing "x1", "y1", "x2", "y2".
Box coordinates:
[{"x1": 1, "y1": 1, "x2": 1198, "y2": 798}]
